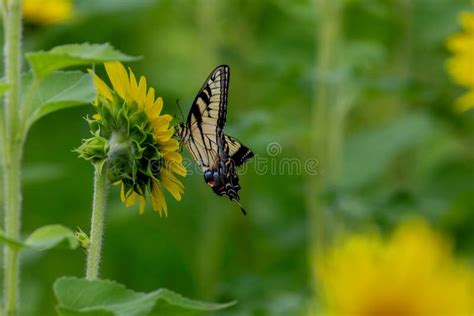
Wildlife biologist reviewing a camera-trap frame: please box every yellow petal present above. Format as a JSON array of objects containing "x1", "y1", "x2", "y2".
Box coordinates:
[
  {"x1": 151, "y1": 180, "x2": 167, "y2": 217},
  {"x1": 145, "y1": 87, "x2": 155, "y2": 111},
  {"x1": 455, "y1": 89, "x2": 474, "y2": 112},
  {"x1": 128, "y1": 68, "x2": 140, "y2": 105},
  {"x1": 155, "y1": 127, "x2": 174, "y2": 142},
  {"x1": 161, "y1": 170, "x2": 184, "y2": 201},
  {"x1": 23, "y1": 0, "x2": 72, "y2": 25},
  {"x1": 125, "y1": 191, "x2": 137, "y2": 207},
  {"x1": 164, "y1": 151, "x2": 183, "y2": 164},
  {"x1": 446, "y1": 34, "x2": 474, "y2": 54},
  {"x1": 145, "y1": 96, "x2": 164, "y2": 125},
  {"x1": 91, "y1": 72, "x2": 113, "y2": 101},
  {"x1": 161, "y1": 139, "x2": 180, "y2": 153},
  {"x1": 162, "y1": 178, "x2": 183, "y2": 201},
  {"x1": 446, "y1": 56, "x2": 474, "y2": 87},
  {"x1": 120, "y1": 182, "x2": 126, "y2": 202},
  {"x1": 137, "y1": 76, "x2": 147, "y2": 106},
  {"x1": 171, "y1": 163, "x2": 187, "y2": 177},
  {"x1": 460, "y1": 12, "x2": 474, "y2": 33},
  {"x1": 139, "y1": 196, "x2": 146, "y2": 214},
  {"x1": 104, "y1": 61, "x2": 130, "y2": 100},
  {"x1": 92, "y1": 113, "x2": 102, "y2": 120},
  {"x1": 164, "y1": 153, "x2": 187, "y2": 177},
  {"x1": 154, "y1": 97, "x2": 164, "y2": 116}
]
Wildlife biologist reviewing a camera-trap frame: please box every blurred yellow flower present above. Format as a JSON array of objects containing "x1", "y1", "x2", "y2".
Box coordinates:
[
  {"x1": 313, "y1": 220, "x2": 474, "y2": 316},
  {"x1": 79, "y1": 62, "x2": 186, "y2": 216},
  {"x1": 22, "y1": 0, "x2": 72, "y2": 25},
  {"x1": 446, "y1": 12, "x2": 474, "y2": 112}
]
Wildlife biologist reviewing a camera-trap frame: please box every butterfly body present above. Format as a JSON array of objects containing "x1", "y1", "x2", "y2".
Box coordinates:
[{"x1": 177, "y1": 65, "x2": 253, "y2": 214}]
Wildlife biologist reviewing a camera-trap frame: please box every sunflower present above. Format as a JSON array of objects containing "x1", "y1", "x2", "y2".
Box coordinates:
[
  {"x1": 23, "y1": 0, "x2": 72, "y2": 25},
  {"x1": 312, "y1": 219, "x2": 474, "y2": 316},
  {"x1": 77, "y1": 62, "x2": 186, "y2": 216},
  {"x1": 446, "y1": 11, "x2": 474, "y2": 112}
]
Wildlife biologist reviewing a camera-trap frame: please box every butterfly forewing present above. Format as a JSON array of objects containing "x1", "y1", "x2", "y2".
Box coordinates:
[{"x1": 183, "y1": 65, "x2": 230, "y2": 169}]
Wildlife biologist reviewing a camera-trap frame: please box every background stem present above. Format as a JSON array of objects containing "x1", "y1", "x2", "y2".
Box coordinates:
[
  {"x1": 86, "y1": 164, "x2": 108, "y2": 280},
  {"x1": 2, "y1": 0, "x2": 23, "y2": 315},
  {"x1": 308, "y1": 0, "x2": 342, "y2": 258}
]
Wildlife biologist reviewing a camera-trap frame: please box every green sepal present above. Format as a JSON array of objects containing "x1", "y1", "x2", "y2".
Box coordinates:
[
  {"x1": 75, "y1": 135, "x2": 109, "y2": 164},
  {"x1": 78, "y1": 88, "x2": 171, "y2": 202}
]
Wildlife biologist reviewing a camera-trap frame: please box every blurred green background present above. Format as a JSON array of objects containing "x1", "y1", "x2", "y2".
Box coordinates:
[{"x1": 9, "y1": 0, "x2": 474, "y2": 315}]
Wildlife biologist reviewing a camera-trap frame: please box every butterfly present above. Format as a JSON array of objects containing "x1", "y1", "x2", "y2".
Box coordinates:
[{"x1": 177, "y1": 65, "x2": 254, "y2": 215}]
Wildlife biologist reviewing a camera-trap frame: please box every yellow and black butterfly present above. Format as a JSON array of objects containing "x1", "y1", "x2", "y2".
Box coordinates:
[{"x1": 177, "y1": 65, "x2": 253, "y2": 215}]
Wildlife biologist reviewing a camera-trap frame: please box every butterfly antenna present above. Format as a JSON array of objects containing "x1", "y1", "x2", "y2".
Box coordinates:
[{"x1": 176, "y1": 98, "x2": 185, "y2": 122}]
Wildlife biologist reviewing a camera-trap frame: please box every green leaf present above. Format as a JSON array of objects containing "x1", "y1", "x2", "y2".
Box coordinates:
[
  {"x1": 26, "y1": 43, "x2": 140, "y2": 78},
  {"x1": 25, "y1": 225, "x2": 79, "y2": 250},
  {"x1": 54, "y1": 277, "x2": 236, "y2": 316},
  {"x1": 24, "y1": 71, "x2": 95, "y2": 129},
  {"x1": 0, "y1": 230, "x2": 27, "y2": 250}
]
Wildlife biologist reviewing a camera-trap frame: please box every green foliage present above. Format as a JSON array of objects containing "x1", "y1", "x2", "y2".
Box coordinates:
[
  {"x1": 75, "y1": 0, "x2": 155, "y2": 14},
  {"x1": 54, "y1": 277, "x2": 236, "y2": 316},
  {"x1": 23, "y1": 71, "x2": 96, "y2": 129},
  {"x1": 0, "y1": 230, "x2": 27, "y2": 250},
  {"x1": 20, "y1": 42, "x2": 140, "y2": 136},
  {"x1": 0, "y1": 225, "x2": 78, "y2": 251},
  {"x1": 342, "y1": 113, "x2": 434, "y2": 188},
  {"x1": 26, "y1": 43, "x2": 140, "y2": 79},
  {"x1": 25, "y1": 225, "x2": 79, "y2": 250},
  {"x1": 15, "y1": 0, "x2": 474, "y2": 315}
]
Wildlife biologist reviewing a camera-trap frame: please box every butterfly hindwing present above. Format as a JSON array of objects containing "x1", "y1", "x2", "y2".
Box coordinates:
[{"x1": 224, "y1": 134, "x2": 254, "y2": 167}]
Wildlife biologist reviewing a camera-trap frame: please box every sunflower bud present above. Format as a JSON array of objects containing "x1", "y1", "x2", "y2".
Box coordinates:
[
  {"x1": 75, "y1": 227, "x2": 90, "y2": 250},
  {"x1": 75, "y1": 133, "x2": 109, "y2": 164}
]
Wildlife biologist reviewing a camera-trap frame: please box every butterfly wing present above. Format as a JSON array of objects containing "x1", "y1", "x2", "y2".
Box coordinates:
[
  {"x1": 181, "y1": 65, "x2": 230, "y2": 170},
  {"x1": 179, "y1": 65, "x2": 251, "y2": 215},
  {"x1": 224, "y1": 134, "x2": 254, "y2": 167}
]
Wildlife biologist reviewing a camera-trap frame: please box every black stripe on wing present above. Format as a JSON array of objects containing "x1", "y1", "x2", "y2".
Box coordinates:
[
  {"x1": 186, "y1": 65, "x2": 229, "y2": 131},
  {"x1": 224, "y1": 134, "x2": 254, "y2": 167}
]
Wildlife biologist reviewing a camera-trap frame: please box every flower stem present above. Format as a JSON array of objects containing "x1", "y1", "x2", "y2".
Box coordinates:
[
  {"x1": 3, "y1": 151, "x2": 21, "y2": 316},
  {"x1": 86, "y1": 164, "x2": 108, "y2": 280},
  {"x1": 2, "y1": 0, "x2": 23, "y2": 315}
]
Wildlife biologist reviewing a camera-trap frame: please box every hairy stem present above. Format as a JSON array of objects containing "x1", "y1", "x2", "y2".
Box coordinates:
[
  {"x1": 2, "y1": 0, "x2": 23, "y2": 315},
  {"x1": 3, "y1": 150, "x2": 21, "y2": 316},
  {"x1": 86, "y1": 164, "x2": 108, "y2": 280}
]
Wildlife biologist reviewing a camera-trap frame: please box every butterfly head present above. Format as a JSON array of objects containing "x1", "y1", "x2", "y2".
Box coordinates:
[{"x1": 174, "y1": 122, "x2": 184, "y2": 138}]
